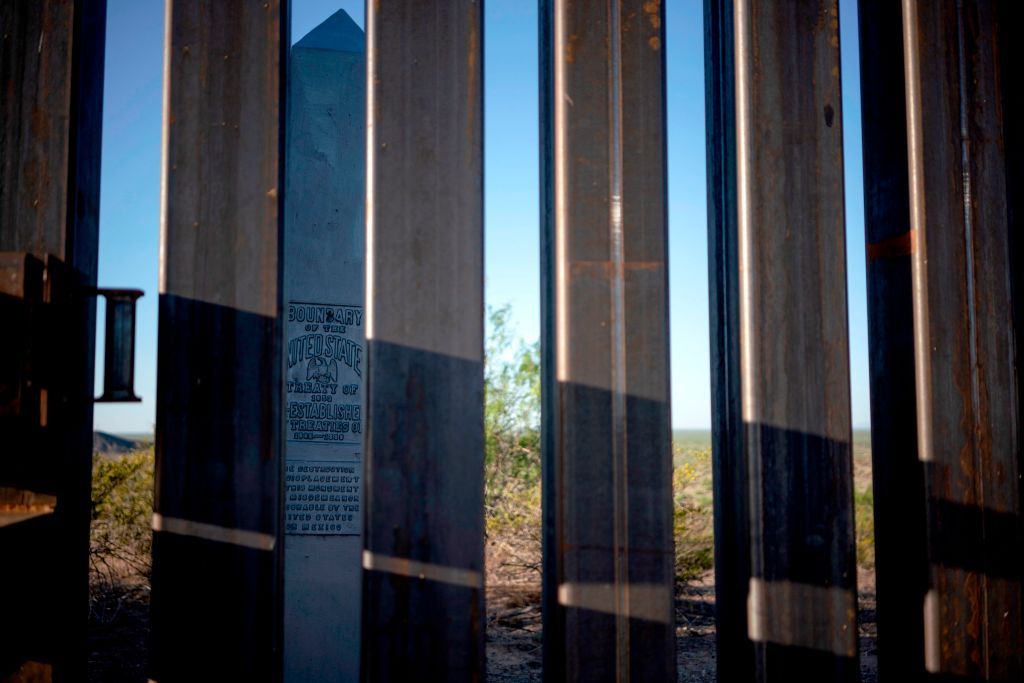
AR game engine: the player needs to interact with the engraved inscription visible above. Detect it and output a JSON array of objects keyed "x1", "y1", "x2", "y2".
[
  {"x1": 286, "y1": 302, "x2": 364, "y2": 443},
  {"x1": 285, "y1": 461, "x2": 361, "y2": 535}
]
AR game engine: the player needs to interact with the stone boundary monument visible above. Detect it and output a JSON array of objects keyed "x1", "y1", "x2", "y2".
[{"x1": 283, "y1": 10, "x2": 365, "y2": 682}]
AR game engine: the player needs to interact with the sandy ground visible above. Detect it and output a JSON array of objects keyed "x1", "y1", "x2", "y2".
[
  {"x1": 86, "y1": 561, "x2": 878, "y2": 682},
  {"x1": 485, "y1": 567, "x2": 879, "y2": 683}
]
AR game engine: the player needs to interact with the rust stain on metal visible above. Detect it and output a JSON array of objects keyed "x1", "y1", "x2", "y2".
[
  {"x1": 866, "y1": 230, "x2": 913, "y2": 261},
  {"x1": 643, "y1": 0, "x2": 661, "y2": 29},
  {"x1": 0, "y1": 504, "x2": 54, "y2": 513},
  {"x1": 965, "y1": 571, "x2": 982, "y2": 667},
  {"x1": 29, "y1": 106, "x2": 48, "y2": 140},
  {"x1": 569, "y1": 260, "x2": 665, "y2": 277},
  {"x1": 0, "y1": 487, "x2": 57, "y2": 510},
  {"x1": 565, "y1": 33, "x2": 579, "y2": 64}
]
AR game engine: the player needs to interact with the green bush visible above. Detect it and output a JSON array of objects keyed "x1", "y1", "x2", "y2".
[
  {"x1": 90, "y1": 447, "x2": 155, "y2": 586},
  {"x1": 483, "y1": 305, "x2": 720, "y2": 586},
  {"x1": 855, "y1": 486, "x2": 875, "y2": 569},
  {"x1": 484, "y1": 305, "x2": 541, "y2": 535},
  {"x1": 673, "y1": 446, "x2": 715, "y2": 582}
]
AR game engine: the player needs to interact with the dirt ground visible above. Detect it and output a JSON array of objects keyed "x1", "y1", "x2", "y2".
[
  {"x1": 87, "y1": 559, "x2": 878, "y2": 682},
  {"x1": 87, "y1": 578, "x2": 150, "y2": 683},
  {"x1": 485, "y1": 567, "x2": 879, "y2": 683}
]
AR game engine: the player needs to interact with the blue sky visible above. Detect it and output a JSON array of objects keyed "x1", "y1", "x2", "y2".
[{"x1": 94, "y1": 0, "x2": 870, "y2": 434}]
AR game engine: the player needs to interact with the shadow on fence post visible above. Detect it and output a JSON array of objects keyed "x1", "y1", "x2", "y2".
[
  {"x1": 150, "y1": 2, "x2": 288, "y2": 680},
  {"x1": 539, "y1": 1, "x2": 675, "y2": 680},
  {"x1": 859, "y1": 1, "x2": 1024, "y2": 679},
  {"x1": 360, "y1": 2, "x2": 486, "y2": 680},
  {"x1": 704, "y1": 1, "x2": 858, "y2": 680}
]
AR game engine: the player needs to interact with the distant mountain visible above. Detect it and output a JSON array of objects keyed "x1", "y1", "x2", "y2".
[{"x1": 92, "y1": 431, "x2": 143, "y2": 456}]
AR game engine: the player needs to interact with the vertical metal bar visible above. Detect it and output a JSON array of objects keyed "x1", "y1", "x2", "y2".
[
  {"x1": 860, "y1": 1, "x2": 1023, "y2": 678},
  {"x1": 904, "y1": 2, "x2": 1023, "y2": 673},
  {"x1": 705, "y1": 1, "x2": 858, "y2": 680},
  {"x1": 151, "y1": 2, "x2": 287, "y2": 680},
  {"x1": 703, "y1": 0, "x2": 753, "y2": 679},
  {"x1": 855, "y1": 1, "x2": 928, "y2": 679},
  {"x1": 361, "y1": 1, "x2": 485, "y2": 679},
  {"x1": 538, "y1": 0, "x2": 561, "y2": 679},
  {"x1": 540, "y1": 1, "x2": 675, "y2": 680},
  {"x1": 0, "y1": 1, "x2": 106, "y2": 680},
  {"x1": 1003, "y1": 17, "x2": 1024, "y2": 676}
]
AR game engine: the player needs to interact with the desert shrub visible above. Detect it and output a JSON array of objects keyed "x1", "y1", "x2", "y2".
[
  {"x1": 673, "y1": 446, "x2": 715, "y2": 582},
  {"x1": 90, "y1": 447, "x2": 155, "y2": 589},
  {"x1": 484, "y1": 305, "x2": 541, "y2": 531},
  {"x1": 483, "y1": 305, "x2": 720, "y2": 585},
  {"x1": 483, "y1": 306, "x2": 542, "y2": 583},
  {"x1": 855, "y1": 486, "x2": 875, "y2": 569}
]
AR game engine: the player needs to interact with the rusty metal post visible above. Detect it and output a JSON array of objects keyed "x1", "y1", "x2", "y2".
[
  {"x1": 150, "y1": 2, "x2": 287, "y2": 680},
  {"x1": 360, "y1": 1, "x2": 485, "y2": 679},
  {"x1": 0, "y1": 1, "x2": 106, "y2": 680},
  {"x1": 705, "y1": 1, "x2": 858, "y2": 680},
  {"x1": 858, "y1": 1, "x2": 1024, "y2": 679},
  {"x1": 539, "y1": 1, "x2": 675, "y2": 680}
]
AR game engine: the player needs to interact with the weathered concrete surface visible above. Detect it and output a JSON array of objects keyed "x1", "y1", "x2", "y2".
[{"x1": 283, "y1": 9, "x2": 365, "y2": 683}]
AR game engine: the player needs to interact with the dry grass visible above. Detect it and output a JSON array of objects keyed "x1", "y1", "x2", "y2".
[{"x1": 88, "y1": 449, "x2": 154, "y2": 682}]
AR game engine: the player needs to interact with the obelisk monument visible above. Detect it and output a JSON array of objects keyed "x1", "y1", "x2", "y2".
[{"x1": 283, "y1": 10, "x2": 365, "y2": 682}]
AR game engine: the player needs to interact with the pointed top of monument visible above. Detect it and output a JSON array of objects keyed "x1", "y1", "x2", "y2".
[{"x1": 295, "y1": 8, "x2": 364, "y2": 53}]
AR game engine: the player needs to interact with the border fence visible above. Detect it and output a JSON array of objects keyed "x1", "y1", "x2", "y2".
[{"x1": 1, "y1": 1, "x2": 1020, "y2": 681}]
